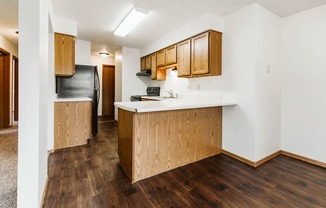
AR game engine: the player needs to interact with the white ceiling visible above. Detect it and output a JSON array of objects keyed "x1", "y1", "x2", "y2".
[{"x1": 1, "y1": 0, "x2": 326, "y2": 56}]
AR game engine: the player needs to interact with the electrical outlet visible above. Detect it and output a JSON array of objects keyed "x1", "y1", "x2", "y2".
[
  {"x1": 197, "y1": 84, "x2": 200, "y2": 90},
  {"x1": 267, "y1": 65, "x2": 271, "y2": 73}
]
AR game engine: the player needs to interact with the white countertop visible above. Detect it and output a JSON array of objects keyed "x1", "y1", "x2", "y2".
[
  {"x1": 114, "y1": 96, "x2": 237, "y2": 113},
  {"x1": 54, "y1": 97, "x2": 92, "y2": 102}
]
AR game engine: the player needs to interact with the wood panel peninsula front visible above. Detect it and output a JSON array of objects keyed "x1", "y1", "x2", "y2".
[{"x1": 114, "y1": 97, "x2": 236, "y2": 183}]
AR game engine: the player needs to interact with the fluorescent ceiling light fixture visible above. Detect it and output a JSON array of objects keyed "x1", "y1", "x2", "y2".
[
  {"x1": 114, "y1": 7, "x2": 148, "y2": 37},
  {"x1": 99, "y1": 52, "x2": 109, "y2": 57}
]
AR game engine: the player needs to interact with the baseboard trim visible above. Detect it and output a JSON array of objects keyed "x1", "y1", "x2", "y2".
[
  {"x1": 40, "y1": 176, "x2": 49, "y2": 208},
  {"x1": 222, "y1": 150, "x2": 255, "y2": 167},
  {"x1": 254, "y1": 151, "x2": 281, "y2": 167},
  {"x1": 222, "y1": 149, "x2": 325, "y2": 169},
  {"x1": 281, "y1": 150, "x2": 326, "y2": 168}
]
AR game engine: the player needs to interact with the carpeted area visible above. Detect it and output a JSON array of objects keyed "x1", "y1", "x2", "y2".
[{"x1": 0, "y1": 127, "x2": 18, "y2": 208}]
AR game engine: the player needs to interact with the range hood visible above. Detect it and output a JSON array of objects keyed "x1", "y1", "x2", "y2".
[{"x1": 136, "y1": 69, "x2": 151, "y2": 76}]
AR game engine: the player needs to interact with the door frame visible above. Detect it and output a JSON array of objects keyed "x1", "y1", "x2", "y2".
[
  {"x1": 0, "y1": 47, "x2": 11, "y2": 128},
  {"x1": 102, "y1": 64, "x2": 115, "y2": 118},
  {"x1": 13, "y1": 56, "x2": 18, "y2": 121}
]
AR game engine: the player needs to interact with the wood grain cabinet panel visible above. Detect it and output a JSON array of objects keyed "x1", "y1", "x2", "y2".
[
  {"x1": 150, "y1": 53, "x2": 157, "y2": 80},
  {"x1": 140, "y1": 57, "x2": 146, "y2": 71},
  {"x1": 55, "y1": 33, "x2": 75, "y2": 76},
  {"x1": 145, "y1": 56, "x2": 151, "y2": 70},
  {"x1": 191, "y1": 31, "x2": 222, "y2": 76},
  {"x1": 156, "y1": 49, "x2": 166, "y2": 67},
  {"x1": 177, "y1": 39, "x2": 191, "y2": 77},
  {"x1": 165, "y1": 45, "x2": 177, "y2": 65},
  {"x1": 54, "y1": 101, "x2": 92, "y2": 150},
  {"x1": 118, "y1": 107, "x2": 222, "y2": 183}
]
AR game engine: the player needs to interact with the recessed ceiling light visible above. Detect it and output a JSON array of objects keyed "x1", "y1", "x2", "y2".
[
  {"x1": 99, "y1": 52, "x2": 109, "y2": 57},
  {"x1": 114, "y1": 7, "x2": 148, "y2": 37}
]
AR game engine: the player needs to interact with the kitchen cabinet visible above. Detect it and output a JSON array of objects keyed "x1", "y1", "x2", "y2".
[
  {"x1": 191, "y1": 30, "x2": 222, "y2": 76},
  {"x1": 165, "y1": 45, "x2": 177, "y2": 65},
  {"x1": 54, "y1": 100, "x2": 92, "y2": 150},
  {"x1": 140, "y1": 57, "x2": 146, "y2": 71},
  {"x1": 140, "y1": 55, "x2": 151, "y2": 71},
  {"x1": 55, "y1": 33, "x2": 75, "y2": 76},
  {"x1": 145, "y1": 56, "x2": 151, "y2": 70},
  {"x1": 150, "y1": 53, "x2": 157, "y2": 79},
  {"x1": 156, "y1": 49, "x2": 166, "y2": 67},
  {"x1": 177, "y1": 39, "x2": 191, "y2": 77},
  {"x1": 117, "y1": 106, "x2": 222, "y2": 182},
  {"x1": 151, "y1": 53, "x2": 166, "y2": 81}
]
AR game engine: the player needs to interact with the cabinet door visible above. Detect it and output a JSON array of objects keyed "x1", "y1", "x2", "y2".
[
  {"x1": 55, "y1": 33, "x2": 75, "y2": 76},
  {"x1": 156, "y1": 49, "x2": 166, "y2": 67},
  {"x1": 145, "y1": 56, "x2": 151, "y2": 70},
  {"x1": 165, "y1": 45, "x2": 177, "y2": 65},
  {"x1": 151, "y1": 53, "x2": 157, "y2": 80},
  {"x1": 191, "y1": 32, "x2": 209, "y2": 75},
  {"x1": 140, "y1": 57, "x2": 146, "y2": 71},
  {"x1": 177, "y1": 40, "x2": 191, "y2": 77}
]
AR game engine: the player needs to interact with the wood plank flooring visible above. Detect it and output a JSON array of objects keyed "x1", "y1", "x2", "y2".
[{"x1": 43, "y1": 121, "x2": 326, "y2": 208}]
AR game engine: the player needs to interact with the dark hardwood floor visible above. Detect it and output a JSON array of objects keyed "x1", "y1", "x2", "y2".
[{"x1": 43, "y1": 121, "x2": 326, "y2": 208}]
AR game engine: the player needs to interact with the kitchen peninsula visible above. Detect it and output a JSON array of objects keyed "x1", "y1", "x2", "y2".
[{"x1": 114, "y1": 97, "x2": 236, "y2": 183}]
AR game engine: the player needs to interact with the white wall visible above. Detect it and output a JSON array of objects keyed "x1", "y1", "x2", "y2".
[
  {"x1": 121, "y1": 47, "x2": 149, "y2": 102},
  {"x1": 222, "y1": 5, "x2": 257, "y2": 161},
  {"x1": 75, "y1": 39, "x2": 91, "y2": 65},
  {"x1": 114, "y1": 49, "x2": 122, "y2": 120},
  {"x1": 140, "y1": 13, "x2": 223, "y2": 57},
  {"x1": 0, "y1": 34, "x2": 18, "y2": 125},
  {"x1": 53, "y1": 18, "x2": 77, "y2": 36},
  {"x1": 281, "y1": 4, "x2": 326, "y2": 163},
  {"x1": 254, "y1": 5, "x2": 281, "y2": 160},
  {"x1": 18, "y1": 0, "x2": 50, "y2": 206},
  {"x1": 90, "y1": 55, "x2": 115, "y2": 115},
  {"x1": 142, "y1": 4, "x2": 282, "y2": 162},
  {"x1": 114, "y1": 47, "x2": 149, "y2": 120}
]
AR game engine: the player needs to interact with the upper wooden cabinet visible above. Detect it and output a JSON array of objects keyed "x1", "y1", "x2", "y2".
[
  {"x1": 145, "y1": 56, "x2": 151, "y2": 70},
  {"x1": 165, "y1": 45, "x2": 177, "y2": 65},
  {"x1": 191, "y1": 31, "x2": 222, "y2": 76},
  {"x1": 177, "y1": 40, "x2": 191, "y2": 77},
  {"x1": 55, "y1": 33, "x2": 75, "y2": 76},
  {"x1": 140, "y1": 30, "x2": 222, "y2": 79},
  {"x1": 156, "y1": 49, "x2": 166, "y2": 67},
  {"x1": 140, "y1": 57, "x2": 146, "y2": 71},
  {"x1": 150, "y1": 53, "x2": 157, "y2": 79}
]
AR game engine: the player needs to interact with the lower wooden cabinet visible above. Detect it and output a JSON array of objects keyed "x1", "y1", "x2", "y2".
[
  {"x1": 54, "y1": 101, "x2": 92, "y2": 150},
  {"x1": 118, "y1": 107, "x2": 222, "y2": 183}
]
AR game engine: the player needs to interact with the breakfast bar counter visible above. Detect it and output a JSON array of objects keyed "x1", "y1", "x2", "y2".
[{"x1": 114, "y1": 96, "x2": 236, "y2": 183}]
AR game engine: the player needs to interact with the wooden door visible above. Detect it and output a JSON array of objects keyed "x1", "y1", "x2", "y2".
[
  {"x1": 177, "y1": 40, "x2": 191, "y2": 77},
  {"x1": 54, "y1": 33, "x2": 75, "y2": 76},
  {"x1": 145, "y1": 56, "x2": 151, "y2": 70},
  {"x1": 102, "y1": 65, "x2": 115, "y2": 117},
  {"x1": 151, "y1": 53, "x2": 157, "y2": 80},
  {"x1": 0, "y1": 48, "x2": 11, "y2": 128},
  {"x1": 13, "y1": 56, "x2": 19, "y2": 121},
  {"x1": 191, "y1": 32, "x2": 209, "y2": 75},
  {"x1": 140, "y1": 57, "x2": 146, "y2": 71},
  {"x1": 165, "y1": 45, "x2": 177, "y2": 65},
  {"x1": 156, "y1": 49, "x2": 166, "y2": 67}
]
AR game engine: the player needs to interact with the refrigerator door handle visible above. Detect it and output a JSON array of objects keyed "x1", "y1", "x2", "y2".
[{"x1": 95, "y1": 70, "x2": 100, "y2": 105}]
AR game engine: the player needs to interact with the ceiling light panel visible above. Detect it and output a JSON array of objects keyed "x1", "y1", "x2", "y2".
[{"x1": 114, "y1": 7, "x2": 148, "y2": 37}]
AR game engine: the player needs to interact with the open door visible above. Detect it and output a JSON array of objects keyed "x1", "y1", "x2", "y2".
[
  {"x1": 0, "y1": 48, "x2": 11, "y2": 128},
  {"x1": 102, "y1": 65, "x2": 115, "y2": 119}
]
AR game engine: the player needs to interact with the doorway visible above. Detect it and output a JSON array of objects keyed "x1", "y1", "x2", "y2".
[
  {"x1": 102, "y1": 65, "x2": 115, "y2": 119},
  {"x1": 0, "y1": 48, "x2": 11, "y2": 128},
  {"x1": 13, "y1": 56, "x2": 18, "y2": 122}
]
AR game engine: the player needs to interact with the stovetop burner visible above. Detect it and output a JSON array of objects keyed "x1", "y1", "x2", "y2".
[{"x1": 130, "y1": 87, "x2": 160, "y2": 101}]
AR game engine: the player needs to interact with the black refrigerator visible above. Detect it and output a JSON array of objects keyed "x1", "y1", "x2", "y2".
[{"x1": 56, "y1": 65, "x2": 100, "y2": 136}]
